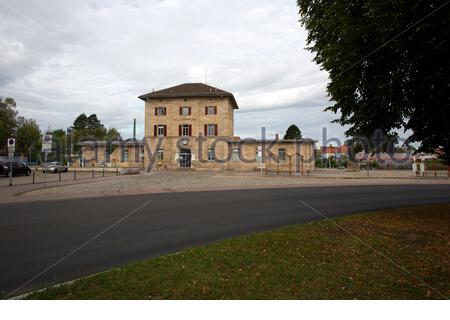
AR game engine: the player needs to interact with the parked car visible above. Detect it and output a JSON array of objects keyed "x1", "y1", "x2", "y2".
[
  {"x1": 42, "y1": 162, "x2": 68, "y2": 173},
  {"x1": 0, "y1": 161, "x2": 32, "y2": 176}
]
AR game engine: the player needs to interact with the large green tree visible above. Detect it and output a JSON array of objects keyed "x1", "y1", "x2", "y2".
[
  {"x1": 284, "y1": 124, "x2": 302, "y2": 139},
  {"x1": 0, "y1": 97, "x2": 18, "y2": 150},
  {"x1": 297, "y1": 0, "x2": 450, "y2": 162},
  {"x1": 72, "y1": 113, "x2": 108, "y2": 151},
  {"x1": 16, "y1": 117, "x2": 41, "y2": 161}
]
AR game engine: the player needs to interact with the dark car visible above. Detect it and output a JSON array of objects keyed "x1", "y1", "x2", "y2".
[{"x1": 0, "y1": 161, "x2": 32, "y2": 176}]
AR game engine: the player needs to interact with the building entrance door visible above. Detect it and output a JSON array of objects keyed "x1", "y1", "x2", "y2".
[{"x1": 179, "y1": 149, "x2": 191, "y2": 168}]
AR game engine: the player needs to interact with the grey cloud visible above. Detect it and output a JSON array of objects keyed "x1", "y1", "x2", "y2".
[{"x1": 0, "y1": 0, "x2": 343, "y2": 142}]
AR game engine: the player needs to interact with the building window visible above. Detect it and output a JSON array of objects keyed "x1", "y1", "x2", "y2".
[
  {"x1": 122, "y1": 149, "x2": 129, "y2": 162},
  {"x1": 208, "y1": 148, "x2": 215, "y2": 161},
  {"x1": 155, "y1": 107, "x2": 166, "y2": 116},
  {"x1": 157, "y1": 148, "x2": 164, "y2": 160},
  {"x1": 232, "y1": 148, "x2": 240, "y2": 161},
  {"x1": 181, "y1": 106, "x2": 190, "y2": 116},
  {"x1": 206, "y1": 106, "x2": 217, "y2": 115},
  {"x1": 182, "y1": 124, "x2": 190, "y2": 136},
  {"x1": 157, "y1": 125, "x2": 165, "y2": 136},
  {"x1": 278, "y1": 148, "x2": 286, "y2": 161},
  {"x1": 207, "y1": 124, "x2": 216, "y2": 136}
]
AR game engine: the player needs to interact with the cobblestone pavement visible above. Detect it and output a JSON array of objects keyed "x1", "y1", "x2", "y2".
[{"x1": 8, "y1": 169, "x2": 448, "y2": 203}]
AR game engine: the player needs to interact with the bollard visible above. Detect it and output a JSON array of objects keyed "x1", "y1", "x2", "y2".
[
  {"x1": 74, "y1": 170, "x2": 77, "y2": 180},
  {"x1": 102, "y1": 168, "x2": 105, "y2": 177},
  {"x1": 32, "y1": 171, "x2": 35, "y2": 184},
  {"x1": 92, "y1": 169, "x2": 94, "y2": 179},
  {"x1": 58, "y1": 171, "x2": 61, "y2": 182},
  {"x1": 116, "y1": 167, "x2": 119, "y2": 176}
]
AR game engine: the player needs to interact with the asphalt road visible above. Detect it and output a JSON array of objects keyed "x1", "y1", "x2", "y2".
[{"x1": 1, "y1": 184, "x2": 449, "y2": 298}]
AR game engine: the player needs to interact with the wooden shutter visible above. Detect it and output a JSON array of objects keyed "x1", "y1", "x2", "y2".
[
  {"x1": 188, "y1": 107, "x2": 191, "y2": 116},
  {"x1": 163, "y1": 107, "x2": 167, "y2": 115},
  {"x1": 188, "y1": 124, "x2": 192, "y2": 136},
  {"x1": 204, "y1": 124, "x2": 208, "y2": 136},
  {"x1": 214, "y1": 124, "x2": 218, "y2": 136},
  {"x1": 154, "y1": 108, "x2": 158, "y2": 116},
  {"x1": 179, "y1": 125, "x2": 182, "y2": 136},
  {"x1": 153, "y1": 125, "x2": 157, "y2": 137},
  {"x1": 163, "y1": 125, "x2": 167, "y2": 136},
  {"x1": 179, "y1": 107, "x2": 182, "y2": 115},
  {"x1": 214, "y1": 106, "x2": 217, "y2": 115},
  {"x1": 205, "y1": 107, "x2": 208, "y2": 115}
]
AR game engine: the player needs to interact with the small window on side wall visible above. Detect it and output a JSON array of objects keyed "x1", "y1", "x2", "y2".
[
  {"x1": 157, "y1": 148, "x2": 164, "y2": 160},
  {"x1": 208, "y1": 148, "x2": 215, "y2": 161},
  {"x1": 278, "y1": 148, "x2": 286, "y2": 161},
  {"x1": 232, "y1": 148, "x2": 240, "y2": 161},
  {"x1": 122, "y1": 149, "x2": 129, "y2": 162}
]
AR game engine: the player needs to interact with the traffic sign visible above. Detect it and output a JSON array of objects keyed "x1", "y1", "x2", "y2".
[
  {"x1": 42, "y1": 134, "x2": 52, "y2": 153},
  {"x1": 7, "y1": 138, "x2": 15, "y2": 153}
]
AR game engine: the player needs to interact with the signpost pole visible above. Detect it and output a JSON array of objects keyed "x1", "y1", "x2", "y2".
[
  {"x1": 7, "y1": 138, "x2": 15, "y2": 187},
  {"x1": 44, "y1": 152, "x2": 47, "y2": 188},
  {"x1": 9, "y1": 154, "x2": 12, "y2": 186},
  {"x1": 42, "y1": 134, "x2": 52, "y2": 188}
]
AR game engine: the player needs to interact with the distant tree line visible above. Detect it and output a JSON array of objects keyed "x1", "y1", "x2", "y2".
[{"x1": 0, "y1": 96, "x2": 121, "y2": 163}]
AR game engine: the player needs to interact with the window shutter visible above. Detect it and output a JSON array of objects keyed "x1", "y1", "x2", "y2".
[
  {"x1": 215, "y1": 124, "x2": 218, "y2": 136},
  {"x1": 188, "y1": 124, "x2": 192, "y2": 136},
  {"x1": 188, "y1": 107, "x2": 191, "y2": 116},
  {"x1": 163, "y1": 125, "x2": 167, "y2": 136},
  {"x1": 153, "y1": 125, "x2": 157, "y2": 137},
  {"x1": 205, "y1": 107, "x2": 208, "y2": 115},
  {"x1": 204, "y1": 124, "x2": 207, "y2": 136},
  {"x1": 214, "y1": 106, "x2": 217, "y2": 115},
  {"x1": 179, "y1": 125, "x2": 182, "y2": 136},
  {"x1": 179, "y1": 107, "x2": 182, "y2": 115},
  {"x1": 163, "y1": 107, "x2": 167, "y2": 115},
  {"x1": 155, "y1": 108, "x2": 158, "y2": 116}
]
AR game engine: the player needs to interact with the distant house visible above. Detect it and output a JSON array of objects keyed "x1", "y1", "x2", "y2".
[{"x1": 321, "y1": 145, "x2": 349, "y2": 159}]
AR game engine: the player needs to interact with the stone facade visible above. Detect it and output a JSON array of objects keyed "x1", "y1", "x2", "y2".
[
  {"x1": 140, "y1": 83, "x2": 315, "y2": 173},
  {"x1": 80, "y1": 141, "x2": 144, "y2": 168}
]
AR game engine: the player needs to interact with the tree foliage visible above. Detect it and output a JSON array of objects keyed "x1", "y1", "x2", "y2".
[
  {"x1": 0, "y1": 97, "x2": 18, "y2": 150},
  {"x1": 283, "y1": 124, "x2": 303, "y2": 139},
  {"x1": 297, "y1": 0, "x2": 450, "y2": 162},
  {"x1": 16, "y1": 117, "x2": 41, "y2": 159},
  {"x1": 106, "y1": 127, "x2": 121, "y2": 141}
]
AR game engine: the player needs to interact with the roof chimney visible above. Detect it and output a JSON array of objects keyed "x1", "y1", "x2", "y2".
[
  {"x1": 133, "y1": 118, "x2": 136, "y2": 140},
  {"x1": 275, "y1": 133, "x2": 279, "y2": 140}
]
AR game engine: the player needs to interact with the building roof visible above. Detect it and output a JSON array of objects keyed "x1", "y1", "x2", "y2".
[
  {"x1": 321, "y1": 145, "x2": 349, "y2": 154},
  {"x1": 138, "y1": 83, "x2": 239, "y2": 109}
]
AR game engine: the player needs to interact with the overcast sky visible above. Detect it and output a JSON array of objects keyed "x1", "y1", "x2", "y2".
[{"x1": 0, "y1": 0, "x2": 347, "y2": 143}]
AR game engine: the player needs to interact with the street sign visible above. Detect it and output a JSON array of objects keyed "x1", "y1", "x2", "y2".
[
  {"x1": 42, "y1": 134, "x2": 52, "y2": 153},
  {"x1": 7, "y1": 138, "x2": 15, "y2": 153}
]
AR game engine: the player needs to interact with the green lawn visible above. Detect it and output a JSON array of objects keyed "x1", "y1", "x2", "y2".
[{"x1": 26, "y1": 204, "x2": 450, "y2": 299}]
